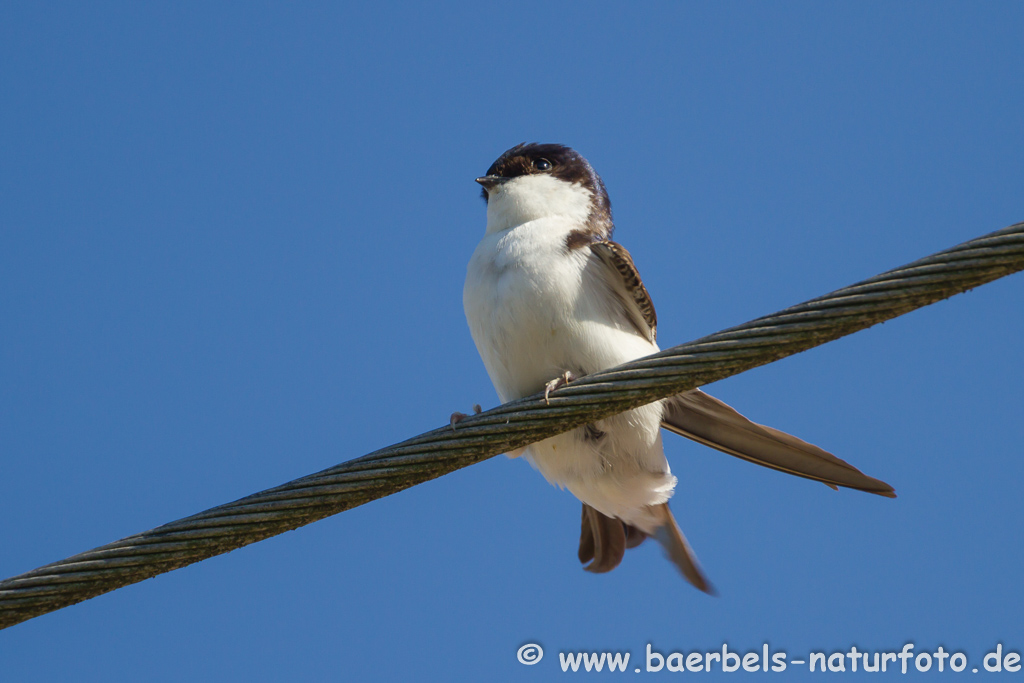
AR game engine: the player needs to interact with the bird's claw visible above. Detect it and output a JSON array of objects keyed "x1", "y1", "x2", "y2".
[
  {"x1": 449, "y1": 404, "x2": 483, "y2": 430},
  {"x1": 544, "y1": 371, "x2": 576, "y2": 404}
]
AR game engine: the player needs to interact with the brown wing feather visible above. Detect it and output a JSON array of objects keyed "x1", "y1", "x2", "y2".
[
  {"x1": 589, "y1": 240, "x2": 658, "y2": 343},
  {"x1": 651, "y1": 503, "x2": 715, "y2": 594},
  {"x1": 662, "y1": 390, "x2": 896, "y2": 497}
]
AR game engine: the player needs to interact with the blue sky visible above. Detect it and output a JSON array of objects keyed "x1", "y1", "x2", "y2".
[{"x1": 2, "y1": 2, "x2": 1022, "y2": 680}]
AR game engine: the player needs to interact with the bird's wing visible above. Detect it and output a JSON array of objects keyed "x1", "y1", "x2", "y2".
[
  {"x1": 662, "y1": 389, "x2": 896, "y2": 497},
  {"x1": 588, "y1": 240, "x2": 658, "y2": 343},
  {"x1": 650, "y1": 503, "x2": 715, "y2": 594}
]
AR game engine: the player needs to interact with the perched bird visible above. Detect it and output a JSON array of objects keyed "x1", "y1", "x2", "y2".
[{"x1": 462, "y1": 143, "x2": 894, "y2": 593}]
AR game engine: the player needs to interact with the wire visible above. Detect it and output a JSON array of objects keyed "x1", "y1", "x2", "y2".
[{"x1": 1, "y1": 222, "x2": 1022, "y2": 630}]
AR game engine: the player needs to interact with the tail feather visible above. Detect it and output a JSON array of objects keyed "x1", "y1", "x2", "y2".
[
  {"x1": 662, "y1": 390, "x2": 896, "y2": 498},
  {"x1": 578, "y1": 504, "x2": 627, "y2": 573},
  {"x1": 624, "y1": 523, "x2": 648, "y2": 549},
  {"x1": 577, "y1": 503, "x2": 712, "y2": 594},
  {"x1": 651, "y1": 503, "x2": 716, "y2": 594}
]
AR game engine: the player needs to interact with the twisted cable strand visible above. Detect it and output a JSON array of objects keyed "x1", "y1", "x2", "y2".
[{"x1": 1, "y1": 222, "x2": 1022, "y2": 629}]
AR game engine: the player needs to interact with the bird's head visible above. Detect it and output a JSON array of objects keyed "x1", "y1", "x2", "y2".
[{"x1": 476, "y1": 143, "x2": 612, "y2": 236}]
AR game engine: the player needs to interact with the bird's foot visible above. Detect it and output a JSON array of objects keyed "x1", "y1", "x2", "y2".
[
  {"x1": 449, "y1": 404, "x2": 482, "y2": 430},
  {"x1": 544, "y1": 371, "x2": 576, "y2": 404}
]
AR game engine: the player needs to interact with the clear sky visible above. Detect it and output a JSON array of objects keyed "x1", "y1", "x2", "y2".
[{"x1": 2, "y1": 2, "x2": 1022, "y2": 681}]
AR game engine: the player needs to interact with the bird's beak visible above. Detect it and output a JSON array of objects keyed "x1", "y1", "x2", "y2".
[{"x1": 475, "y1": 175, "x2": 510, "y2": 191}]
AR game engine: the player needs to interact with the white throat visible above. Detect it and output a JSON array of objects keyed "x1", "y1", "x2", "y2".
[{"x1": 484, "y1": 175, "x2": 593, "y2": 235}]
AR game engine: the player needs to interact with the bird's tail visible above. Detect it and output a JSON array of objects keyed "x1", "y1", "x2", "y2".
[
  {"x1": 578, "y1": 503, "x2": 638, "y2": 573},
  {"x1": 578, "y1": 502, "x2": 714, "y2": 594}
]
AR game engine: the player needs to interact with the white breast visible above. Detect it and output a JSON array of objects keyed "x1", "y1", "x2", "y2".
[
  {"x1": 462, "y1": 178, "x2": 675, "y2": 530},
  {"x1": 464, "y1": 217, "x2": 582, "y2": 400}
]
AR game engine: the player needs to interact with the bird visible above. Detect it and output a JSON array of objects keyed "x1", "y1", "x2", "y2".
[{"x1": 462, "y1": 143, "x2": 894, "y2": 593}]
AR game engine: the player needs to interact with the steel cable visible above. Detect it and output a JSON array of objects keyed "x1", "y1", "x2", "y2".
[{"x1": 1, "y1": 222, "x2": 1022, "y2": 629}]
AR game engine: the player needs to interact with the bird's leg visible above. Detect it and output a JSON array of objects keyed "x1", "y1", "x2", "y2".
[
  {"x1": 544, "y1": 371, "x2": 577, "y2": 404},
  {"x1": 449, "y1": 404, "x2": 482, "y2": 430}
]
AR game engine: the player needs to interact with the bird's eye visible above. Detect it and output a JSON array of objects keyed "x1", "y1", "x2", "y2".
[{"x1": 534, "y1": 158, "x2": 552, "y2": 171}]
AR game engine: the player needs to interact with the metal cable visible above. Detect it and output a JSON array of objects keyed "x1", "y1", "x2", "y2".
[{"x1": 2, "y1": 222, "x2": 1022, "y2": 630}]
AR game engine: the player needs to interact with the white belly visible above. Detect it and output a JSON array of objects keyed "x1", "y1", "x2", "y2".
[{"x1": 463, "y1": 218, "x2": 675, "y2": 529}]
